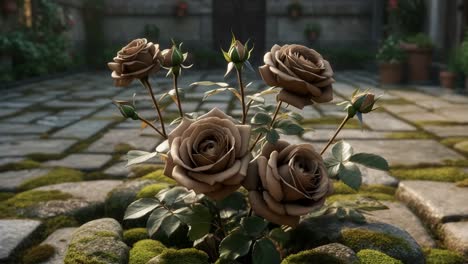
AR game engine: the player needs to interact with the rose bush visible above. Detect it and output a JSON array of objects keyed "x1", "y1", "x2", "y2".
[
  {"x1": 244, "y1": 140, "x2": 333, "y2": 226},
  {"x1": 108, "y1": 38, "x2": 162, "y2": 87},
  {"x1": 163, "y1": 108, "x2": 251, "y2": 200},
  {"x1": 259, "y1": 44, "x2": 335, "y2": 109}
]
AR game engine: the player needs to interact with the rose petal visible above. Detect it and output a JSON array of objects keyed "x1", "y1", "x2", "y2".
[
  {"x1": 248, "y1": 191, "x2": 300, "y2": 227},
  {"x1": 188, "y1": 159, "x2": 241, "y2": 185},
  {"x1": 259, "y1": 65, "x2": 279, "y2": 87},
  {"x1": 243, "y1": 159, "x2": 259, "y2": 191},
  {"x1": 172, "y1": 165, "x2": 223, "y2": 193},
  {"x1": 108, "y1": 62, "x2": 122, "y2": 74},
  {"x1": 311, "y1": 85, "x2": 333, "y2": 103},
  {"x1": 261, "y1": 141, "x2": 290, "y2": 158},
  {"x1": 236, "y1": 124, "x2": 251, "y2": 157},
  {"x1": 277, "y1": 89, "x2": 313, "y2": 109},
  {"x1": 168, "y1": 118, "x2": 194, "y2": 144},
  {"x1": 163, "y1": 153, "x2": 175, "y2": 178},
  {"x1": 265, "y1": 161, "x2": 284, "y2": 201},
  {"x1": 206, "y1": 184, "x2": 241, "y2": 200},
  {"x1": 263, "y1": 191, "x2": 286, "y2": 215},
  {"x1": 284, "y1": 196, "x2": 326, "y2": 216},
  {"x1": 257, "y1": 156, "x2": 268, "y2": 189},
  {"x1": 224, "y1": 154, "x2": 250, "y2": 185}
]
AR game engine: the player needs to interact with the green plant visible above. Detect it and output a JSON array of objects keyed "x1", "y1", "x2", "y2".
[
  {"x1": 304, "y1": 23, "x2": 321, "y2": 38},
  {"x1": 405, "y1": 33, "x2": 433, "y2": 49},
  {"x1": 459, "y1": 33, "x2": 468, "y2": 74},
  {"x1": 376, "y1": 35, "x2": 406, "y2": 63},
  {"x1": 144, "y1": 25, "x2": 160, "y2": 41},
  {"x1": 389, "y1": 0, "x2": 426, "y2": 36}
]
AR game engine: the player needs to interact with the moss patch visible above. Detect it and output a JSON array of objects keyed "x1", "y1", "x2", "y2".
[
  {"x1": 19, "y1": 167, "x2": 84, "y2": 190},
  {"x1": 136, "y1": 183, "x2": 169, "y2": 199},
  {"x1": 385, "y1": 131, "x2": 433, "y2": 139},
  {"x1": 357, "y1": 249, "x2": 403, "y2": 264},
  {"x1": 329, "y1": 182, "x2": 396, "y2": 203},
  {"x1": 417, "y1": 121, "x2": 462, "y2": 126},
  {"x1": 149, "y1": 248, "x2": 209, "y2": 264},
  {"x1": 0, "y1": 190, "x2": 72, "y2": 218},
  {"x1": 302, "y1": 116, "x2": 361, "y2": 129},
  {"x1": 424, "y1": 248, "x2": 466, "y2": 264},
  {"x1": 22, "y1": 244, "x2": 55, "y2": 264},
  {"x1": 454, "y1": 141, "x2": 468, "y2": 154},
  {"x1": 0, "y1": 192, "x2": 14, "y2": 202},
  {"x1": 281, "y1": 249, "x2": 344, "y2": 264},
  {"x1": 142, "y1": 170, "x2": 176, "y2": 184},
  {"x1": 379, "y1": 98, "x2": 411, "y2": 105},
  {"x1": 0, "y1": 159, "x2": 41, "y2": 172},
  {"x1": 440, "y1": 137, "x2": 468, "y2": 147},
  {"x1": 26, "y1": 153, "x2": 66, "y2": 162},
  {"x1": 131, "y1": 164, "x2": 165, "y2": 178},
  {"x1": 44, "y1": 216, "x2": 79, "y2": 236},
  {"x1": 114, "y1": 143, "x2": 135, "y2": 154},
  {"x1": 129, "y1": 239, "x2": 166, "y2": 264},
  {"x1": 456, "y1": 178, "x2": 468, "y2": 187},
  {"x1": 123, "y1": 228, "x2": 149, "y2": 246},
  {"x1": 390, "y1": 167, "x2": 468, "y2": 182},
  {"x1": 327, "y1": 193, "x2": 394, "y2": 204},
  {"x1": 444, "y1": 159, "x2": 468, "y2": 167}
]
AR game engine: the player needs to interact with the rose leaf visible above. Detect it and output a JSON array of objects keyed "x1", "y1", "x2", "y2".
[
  {"x1": 241, "y1": 216, "x2": 268, "y2": 238},
  {"x1": 190, "y1": 81, "x2": 229, "y2": 87},
  {"x1": 251, "y1": 112, "x2": 272, "y2": 125},
  {"x1": 252, "y1": 238, "x2": 281, "y2": 264},
  {"x1": 126, "y1": 150, "x2": 157, "y2": 166},
  {"x1": 186, "y1": 204, "x2": 213, "y2": 241},
  {"x1": 338, "y1": 162, "x2": 362, "y2": 190},
  {"x1": 275, "y1": 120, "x2": 304, "y2": 135},
  {"x1": 266, "y1": 129, "x2": 280, "y2": 144},
  {"x1": 156, "y1": 140, "x2": 169, "y2": 153},
  {"x1": 349, "y1": 153, "x2": 389, "y2": 171},
  {"x1": 269, "y1": 228, "x2": 290, "y2": 248},
  {"x1": 160, "y1": 214, "x2": 182, "y2": 237},
  {"x1": 157, "y1": 186, "x2": 192, "y2": 207},
  {"x1": 216, "y1": 192, "x2": 247, "y2": 212},
  {"x1": 247, "y1": 95, "x2": 265, "y2": 104},
  {"x1": 219, "y1": 229, "x2": 252, "y2": 260},
  {"x1": 124, "y1": 198, "x2": 160, "y2": 220},
  {"x1": 331, "y1": 141, "x2": 354, "y2": 162},
  {"x1": 147, "y1": 207, "x2": 170, "y2": 236}
]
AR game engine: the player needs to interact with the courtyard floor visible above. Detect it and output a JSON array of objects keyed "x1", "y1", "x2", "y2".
[{"x1": 0, "y1": 70, "x2": 467, "y2": 262}]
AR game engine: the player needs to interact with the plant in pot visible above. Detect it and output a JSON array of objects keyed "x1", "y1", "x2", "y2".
[
  {"x1": 401, "y1": 33, "x2": 433, "y2": 82},
  {"x1": 287, "y1": 0, "x2": 302, "y2": 19},
  {"x1": 439, "y1": 49, "x2": 460, "y2": 90},
  {"x1": 175, "y1": 1, "x2": 188, "y2": 17},
  {"x1": 304, "y1": 23, "x2": 321, "y2": 43},
  {"x1": 376, "y1": 35, "x2": 406, "y2": 84}
]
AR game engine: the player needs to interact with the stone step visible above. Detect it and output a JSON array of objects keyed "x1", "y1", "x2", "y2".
[
  {"x1": 39, "y1": 227, "x2": 77, "y2": 264},
  {"x1": 0, "y1": 219, "x2": 42, "y2": 262}
]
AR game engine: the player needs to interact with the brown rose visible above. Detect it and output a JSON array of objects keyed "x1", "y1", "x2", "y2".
[
  {"x1": 243, "y1": 141, "x2": 333, "y2": 226},
  {"x1": 108, "y1": 38, "x2": 162, "y2": 87},
  {"x1": 163, "y1": 108, "x2": 251, "y2": 200},
  {"x1": 259, "y1": 44, "x2": 335, "y2": 109}
]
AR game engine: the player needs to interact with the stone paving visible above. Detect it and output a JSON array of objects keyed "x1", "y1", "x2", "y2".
[{"x1": 0, "y1": 70, "x2": 467, "y2": 262}]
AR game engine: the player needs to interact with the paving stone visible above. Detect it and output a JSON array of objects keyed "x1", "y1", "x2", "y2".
[
  {"x1": 52, "y1": 119, "x2": 113, "y2": 139},
  {"x1": 366, "y1": 201, "x2": 436, "y2": 248},
  {"x1": 303, "y1": 129, "x2": 388, "y2": 141},
  {"x1": 381, "y1": 104, "x2": 426, "y2": 115},
  {"x1": 166, "y1": 101, "x2": 199, "y2": 112},
  {"x1": 360, "y1": 166, "x2": 399, "y2": 187},
  {"x1": 0, "y1": 139, "x2": 76, "y2": 157},
  {"x1": 414, "y1": 100, "x2": 455, "y2": 110},
  {"x1": 0, "y1": 101, "x2": 34, "y2": 109},
  {"x1": 44, "y1": 99, "x2": 109, "y2": 108},
  {"x1": 295, "y1": 107, "x2": 321, "y2": 119},
  {"x1": 86, "y1": 129, "x2": 160, "y2": 153},
  {"x1": 396, "y1": 181, "x2": 468, "y2": 227},
  {"x1": 45, "y1": 154, "x2": 112, "y2": 171},
  {"x1": 316, "y1": 103, "x2": 347, "y2": 117},
  {"x1": 0, "y1": 219, "x2": 42, "y2": 261},
  {"x1": 399, "y1": 112, "x2": 448, "y2": 123},
  {"x1": 438, "y1": 107, "x2": 468, "y2": 123},
  {"x1": 423, "y1": 125, "x2": 468, "y2": 137},
  {"x1": 362, "y1": 112, "x2": 416, "y2": 131},
  {"x1": 332, "y1": 82, "x2": 356, "y2": 98},
  {"x1": 389, "y1": 90, "x2": 439, "y2": 103},
  {"x1": 103, "y1": 161, "x2": 131, "y2": 178},
  {"x1": 0, "y1": 168, "x2": 51, "y2": 192},
  {"x1": 2, "y1": 111, "x2": 51, "y2": 123},
  {"x1": 199, "y1": 101, "x2": 229, "y2": 112},
  {"x1": 441, "y1": 221, "x2": 468, "y2": 257},
  {"x1": 40, "y1": 227, "x2": 77, "y2": 264},
  {"x1": 0, "y1": 157, "x2": 24, "y2": 166},
  {"x1": 0, "y1": 123, "x2": 52, "y2": 134}
]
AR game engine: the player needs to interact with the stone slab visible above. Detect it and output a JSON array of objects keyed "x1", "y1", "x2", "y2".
[
  {"x1": 362, "y1": 112, "x2": 416, "y2": 131},
  {"x1": 303, "y1": 129, "x2": 388, "y2": 141},
  {"x1": 438, "y1": 107, "x2": 468, "y2": 123},
  {"x1": 40, "y1": 227, "x2": 77, "y2": 264},
  {"x1": 360, "y1": 166, "x2": 399, "y2": 187},
  {"x1": 399, "y1": 112, "x2": 448, "y2": 123},
  {"x1": 0, "y1": 219, "x2": 42, "y2": 261},
  {"x1": 396, "y1": 181, "x2": 468, "y2": 227},
  {"x1": 52, "y1": 120, "x2": 113, "y2": 139},
  {"x1": 0, "y1": 109, "x2": 19, "y2": 118},
  {"x1": 2, "y1": 111, "x2": 51, "y2": 124},
  {"x1": 441, "y1": 221, "x2": 468, "y2": 257},
  {"x1": 423, "y1": 125, "x2": 468, "y2": 137},
  {"x1": 45, "y1": 154, "x2": 112, "y2": 171},
  {"x1": 381, "y1": 104, "x2": 426, "y2": 115},
  {"x1": 86, "y1": 129, "x2": 160, "y2": 153},
  {"x1": 0, "y1": 139, "x2": 77, "y2": 157},
  {"x1": 0, "y1": 169, "x2": 51, "y2": 192},
  {"x1": 0, "y1": 123, "x2": 52, "y2": 134}
]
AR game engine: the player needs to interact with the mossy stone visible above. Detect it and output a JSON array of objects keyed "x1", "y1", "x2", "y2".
[
  {"x1": 0, "y1": 190, "x2": 72, "y2": 218},
  {"x1": 114, "y1": 143, "x2": 135, "y2": 154},
  {"x1": 456, "y1": 178, "x2": 468, "y2": 187},
  {"x1": 424, "y1": 248, "x2": 466, "y2": 264},
  {"x1": 22, "y1": 244, "x2": 55, "y2": 264},
  {"x1": 390, "y1": 167, "x2": 468, "y2": 182},
  {"x1": 123, "y1": 228, "x2": 149, "y2": 246},
  {"x1": 440, "y1": 137, "x2": 468, "y2": 147},
  {"x1": 136, "y1": 183, "x2": 169, "y2": 199},
  {"x1": 357, "y1": 249, "x2": 403, "y2": 264},
  {"x1": 327, "y1": 193, "x2": 394, "y2": 204},
  {"x1": 0, "y1": 159, "x2": 41, "y2": 172},
  {"x1": 19, "y1": 167, "x2": 84, "y2": 190},
  {"x1": 281, "y1": 249, "x2": 344, "y2": 264},
  {"x1": 332, "y1": 182, "x2": 396, "y2": 197},
  {"x1": 44, "y1": 215, "x2": 79, "y2": 236},
  {"x1": 385, "y1": 131, "x2": 433, "y2": 139},
  {"x1": 141, "y1": 170, "x2": 176, "y2": 184},
  {"x1": 444, "y1": 159, "x2": 468, "y2": 167},
  {"x1": 0, "y1": 192, "x2": 14, "y2": 202},
  {"x1": 129, "y1": 239, "x2": 166, "y2": 264},
  {"x1": 302, "y1": 117, "x2": 361, "y2": 129},
  {"x1": 454, "y1": 141, "x2": 468, "y2": 154},
  {"x1": 131, "y1": 165, "x2": 165, "y2": 178},
  {"x1": 147, "y1": 248, "x2": 209, "y2": 264}
]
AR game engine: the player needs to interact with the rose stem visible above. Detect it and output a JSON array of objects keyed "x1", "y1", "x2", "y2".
[
  {"x1": 236, "y1": 67, "x2": 247, "y2": 124},
  {"x1": 172, "y1": 74, "x2": 184, "y2": 118},
  {"x1": 138, "y1": 115, "x2": 167, "y2": 139},
  {"x1": 320, "y1": 114, "x2": 351, "y2": 155},
  {"x1": 140, "y1": 77, "x2": 167, "y2": 138},
  {"x1": 249, "y1": 101, "x2": 283, "y2": 152}
]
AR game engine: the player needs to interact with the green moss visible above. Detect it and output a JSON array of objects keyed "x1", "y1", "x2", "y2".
[
  {"x1": 385, "y1": 131, "x2": 433, "y2": 139},
  {"x1": 332, "y1": 181, "x2": 357, "y2": 194},
  {"x1": 27, "y1": 153, "x2": 66, "y2": 162},
  {"x1": 302, "y1": 117, "x2": 361, "y2": 129},
  {"x1": 44, "y1": 215, "x2": 79, "y2": 236},
  {"x1": 444, "y1": 159, "x2": 468, "y2": 167},
  {"x1": 440, "y1": 137, "x2": 468, "y2": 147},
  {"x1": 19, "y1": 167, "x2": 84, "y2": 190},
  {"x1": 65, "y1": 245, "x2": 111, "y2": 264},
  {"x1": 424, "y1": 248, "x2": 466, "y2": 264},
  {"x1": 0, "y1": 192, "x2": 14, "y2": 202},
  {"x1": 357, "y1": 249, "x2": 403, "y2": 264},
  {"x1": 142, "y1": 170, "x2": 176, "y2": 184},
  {"x1": 454, "y1": 141, "x2": 468, "y2": 153},
  {"x1": 417, "y1": 121, "x2": 462, "y2": 126},
  {"x1": 22, "y1": 244, "x2": 55, "y2": 264},
  {"x1": 390, "y1": 167, "x2": 468, "y2": 182},
  {"x1": 327, "y1": 193, "x2": 394, "y2": 204},
  {"x1": 332, "y1": 182, "x2": 396, "y2": 196},
  {"x1": 0, "y1": 190, "x2": 72, "y2": 218},
  {"x1": 379, "y1": 99, "x2": 411, "y2": 105},
  {"x1": 456, "y1": 178, "x2": 468, "y2": 187},
  {"x1": 281, "y1": 249, "x2": 344, "y2": 264},
  {"x1": 340, "y1": 228, "x2": 410, "y2": 260},
  {"x1": 136, "y1": 183, "x2": 169, "y2": 199},
  {"x1": 149, "y1": 248, "x2": 209, "y2": 264},
  {"x1": 129, "y1": 239, "x2": 166, "y2": 264},
  {"x1": 0, "y1": 159, "x2": 41, "y2": 172},
  {"x1": 124, "y1": 228, "x2": 149, "y2": 246},
  {"x1": 114, "y1": 143, "x2": 134, "y2": 154},
  {"x1": 131, "y1": 164, "x2": 165, "y2": 178}
]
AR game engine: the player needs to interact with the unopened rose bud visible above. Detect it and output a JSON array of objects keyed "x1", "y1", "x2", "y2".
[
  {"x1": 351, "y1": 93, "x2": 375, "y2": 113},
  {"x1": 228, "y1": 40, "x2": 248, "y2": 63},
  {"x1": 161, "y1": 45, "x2": 186, "y2": 68},
  {"x1": 113, "y1": 101, "x2": 138, "y2": 120}
]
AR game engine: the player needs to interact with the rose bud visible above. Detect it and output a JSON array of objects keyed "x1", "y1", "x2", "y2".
[
  {"x1": 108, "y1": 38, "x2": 162, "y2": 87},
  {"x1": 259, "y1": 44, "x2": 335, "y2": 109},
  {"x1": 243, "y1": 141, "x2": 333, "y2": 227},
  {"x1": 161, "y1": 44, "x2": 186, "y2": 68},
  {"x1": 351, "y1": 92, "x2": 376, "y2": 114},
  {"x1": 228, "y1": 40, "x2": 248, "y2": 63},
  {"x1": 113, "y1": 100, "x2": 138, "y2": 120},
  {"x1": 163, "y1": 108, "x2": 251, "y2": 200}
]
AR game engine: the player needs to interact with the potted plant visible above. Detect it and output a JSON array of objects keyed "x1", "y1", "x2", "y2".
[
  {"x1": 304, "y1": 23, "x2": 321, "y2": 43},
  {"x1": 175, "y1": 1, "x2": 188, "y2": 17},
  {"x1": 439, "y1": 50, "x2": 459, "y2": 90},
  {"x1": 287, "y1": 1, "x2": 302, "y2": 19},
  {"x1": 376, "y1": 35, "x2": 406, "y2": 84},
  {"x1": 401, "y1": 33, "x2": 433, "y2": 82}
]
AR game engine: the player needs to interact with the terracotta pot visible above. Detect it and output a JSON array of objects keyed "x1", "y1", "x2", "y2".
[
  {"x1": 405, "y1": 47, "x2": 432, "y2": 82},
  {"x1": 379, "y1": 62, "x2": 402, "y2": 84},
  {"x1": 439, "y1": 71, "x2": 456, "y2": 90}
]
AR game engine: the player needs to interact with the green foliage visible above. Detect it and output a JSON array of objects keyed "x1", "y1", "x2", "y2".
[
  {"x1": 405, "y1": 33, "x2": 433, "y2": 49},
  {"x1": 390, "y1": 167, "x2": 468, "y2": 182},
  {"x1": 22, "y1": 244, "x2": 56, "y2": 264},
  {"x1": 440, "y1": 137, "x2": 468, "y2": 147},
  {"x1": 302, "y1": 117, "x2": 361, "y2": 129},
  {"x1": 424, "y1": 248, "x2": 466, "y2": 264},
  {"x1": 149, "y1": 248, "x2": 209, "y2": 264},
  {"x1": 129, "y1": 239, "x2": 166, "y2": 264},
  {"x1": 219, "y1": 229, "x2": 252, "y2": 260},
  {"x1": 281, "y1": 249, "x2": 344, "y2": 264},
  {"x1": 131, "y1": 165, "x2": 165, "y2": 178},
  {"x1": 319, "y1": 47, "x2": 374, "y2": 69},
  {"x1": 388, "y1": 0, "x2": 426, "y2": 36},
  {"x1": 124, "y1": 228, "x2": 149, "y2": 246},
  {"x1": 385, "y1": 131, "x2": 433, "y2": 139},
  {"x1": 0, "y1": 159, "x2": 41, "y2": 172},
  {"x1": 376, "y1": 35, "x2": 406, "y2": 63},
  {"x1": 0, "y1": 190, "x2": 72, "y2": 218},
  {"x1": 19, "y1": 167, "x2": 84, "y2": 190},
  {"x1": 357, "y1": 249, "x2": 403, "y2": 264},
  {"x1": 82, "y1": 0, "x2": 107, "y2": 67},
  {"x1": 141, "y1": 170, "x2": 177, "y2": 184},
  {"x1": 137, "y1": 183, "x2": 170, "y2": 199},
  {"x1": 143, "y1": 25, "x2": 160, "y2": 40},
  {"x1": 304, "y1": 23, "x2": 321, "y2": 36}
]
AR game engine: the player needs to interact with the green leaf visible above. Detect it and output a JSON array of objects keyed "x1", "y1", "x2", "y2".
[
  {"x1": 247, "y1": 95, "x2": 265, "y2": 104},
  {"x1": 219, "y1": 229, "x2": 252, "y2": 260},
  {"x1": 325, "y1": 157, "x2": 341, "y2": 178},
  {"x1": 124, "y1": 198, "x2": 160, "y2": 220},
  {"x1": 338, "y1": 163, "x2": 362, "y2": 190},
  {"x1": 190, "y1": 81, "x2": 229, "y2": 87},
  {"x1": 161, "y1": 214, "x2": 181, "y2": 237},
  {"x1": 146, "y1": 207, "x2": 170, "y2": 236},
  {"x1": 332, "y1": 141, "x2": 354, "y2": 162},
  {"x1": 217, "y1": 192, "x2": 246, "y2": 211},
  {"x1": 157, "y1": 186, "x2": 191, "y2": 207},
  {"x1": 275, "y1": 120, "x2": 304, "y2": 135},
  {"x1": 251, "y1": 112, "x2": 272, "y2": 125},
  {"x1": 156, "y1": 140, "x2": 169, "y2": 153},
  {"x1": 266, "y1": 129, "x2": 279, "y2": 144},
  {"x1": 269, "y1": 228, "x2": 290, "y2": 247},
  {"x1": 252, "y1": 238, "x2": 281, "y2": 264},
  {"x1": 175, "y1": 204, "x2": 213, "y2": 241},
  {"x1": 241, "y1": 216, "x2": 268, "y2": 238},
  {"x1": 349, "y1": 153, "x2": 389, "y2": 171},
  {"x1": 288, "y1": 112, "x2": 304, "y2": 122},
  {"x1": 126, "y1": 150, "x2": 157, "y2": 166},
  {"x1": 252, "y1": 127, "x2": 269, "y2": 134}
]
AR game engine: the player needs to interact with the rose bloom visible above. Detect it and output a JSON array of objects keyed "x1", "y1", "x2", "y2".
[
  {"x1": 244, "y1": 141, "x2": 333, "y2": 226},
  {"x1": 259, "y1": 44, "x2": 335, "y2": 109},
  {"x1": 163, "y1": 108, "x2": 251, "y2": 200},
  {"x1": 108, "y1": 38, "x2": 162, "y2": 87}
]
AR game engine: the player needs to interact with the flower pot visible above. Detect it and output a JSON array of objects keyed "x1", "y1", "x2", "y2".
[
  {"x1": 405, "y1": 46, "x2": 432, "y2": 82},
  {"x1": 439, "y1": 71, "x2": 456, "y2": 90},
  {"x1": 379, "y1": 62, "x2": 402, "y2": 84}
]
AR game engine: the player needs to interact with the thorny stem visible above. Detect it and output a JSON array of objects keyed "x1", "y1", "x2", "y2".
[
  {"x1": 140, "y1": 77, "x2": 167, "y2": 138},
  {"x1": 249, "y1": 101, "x2": 283, "y2": 152},
  {"x1": 320, "y1": 115, "x2": 351, "y2": 155},
  {"x1": 173, "y1": 74, "x2": 184, "y2": 118},
  {"x1": 138, "y1": 116, "x2": 167, "y2": 139},
  {"x1": 236, "y1": 68, "x2": 247, "y2": 124}
]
